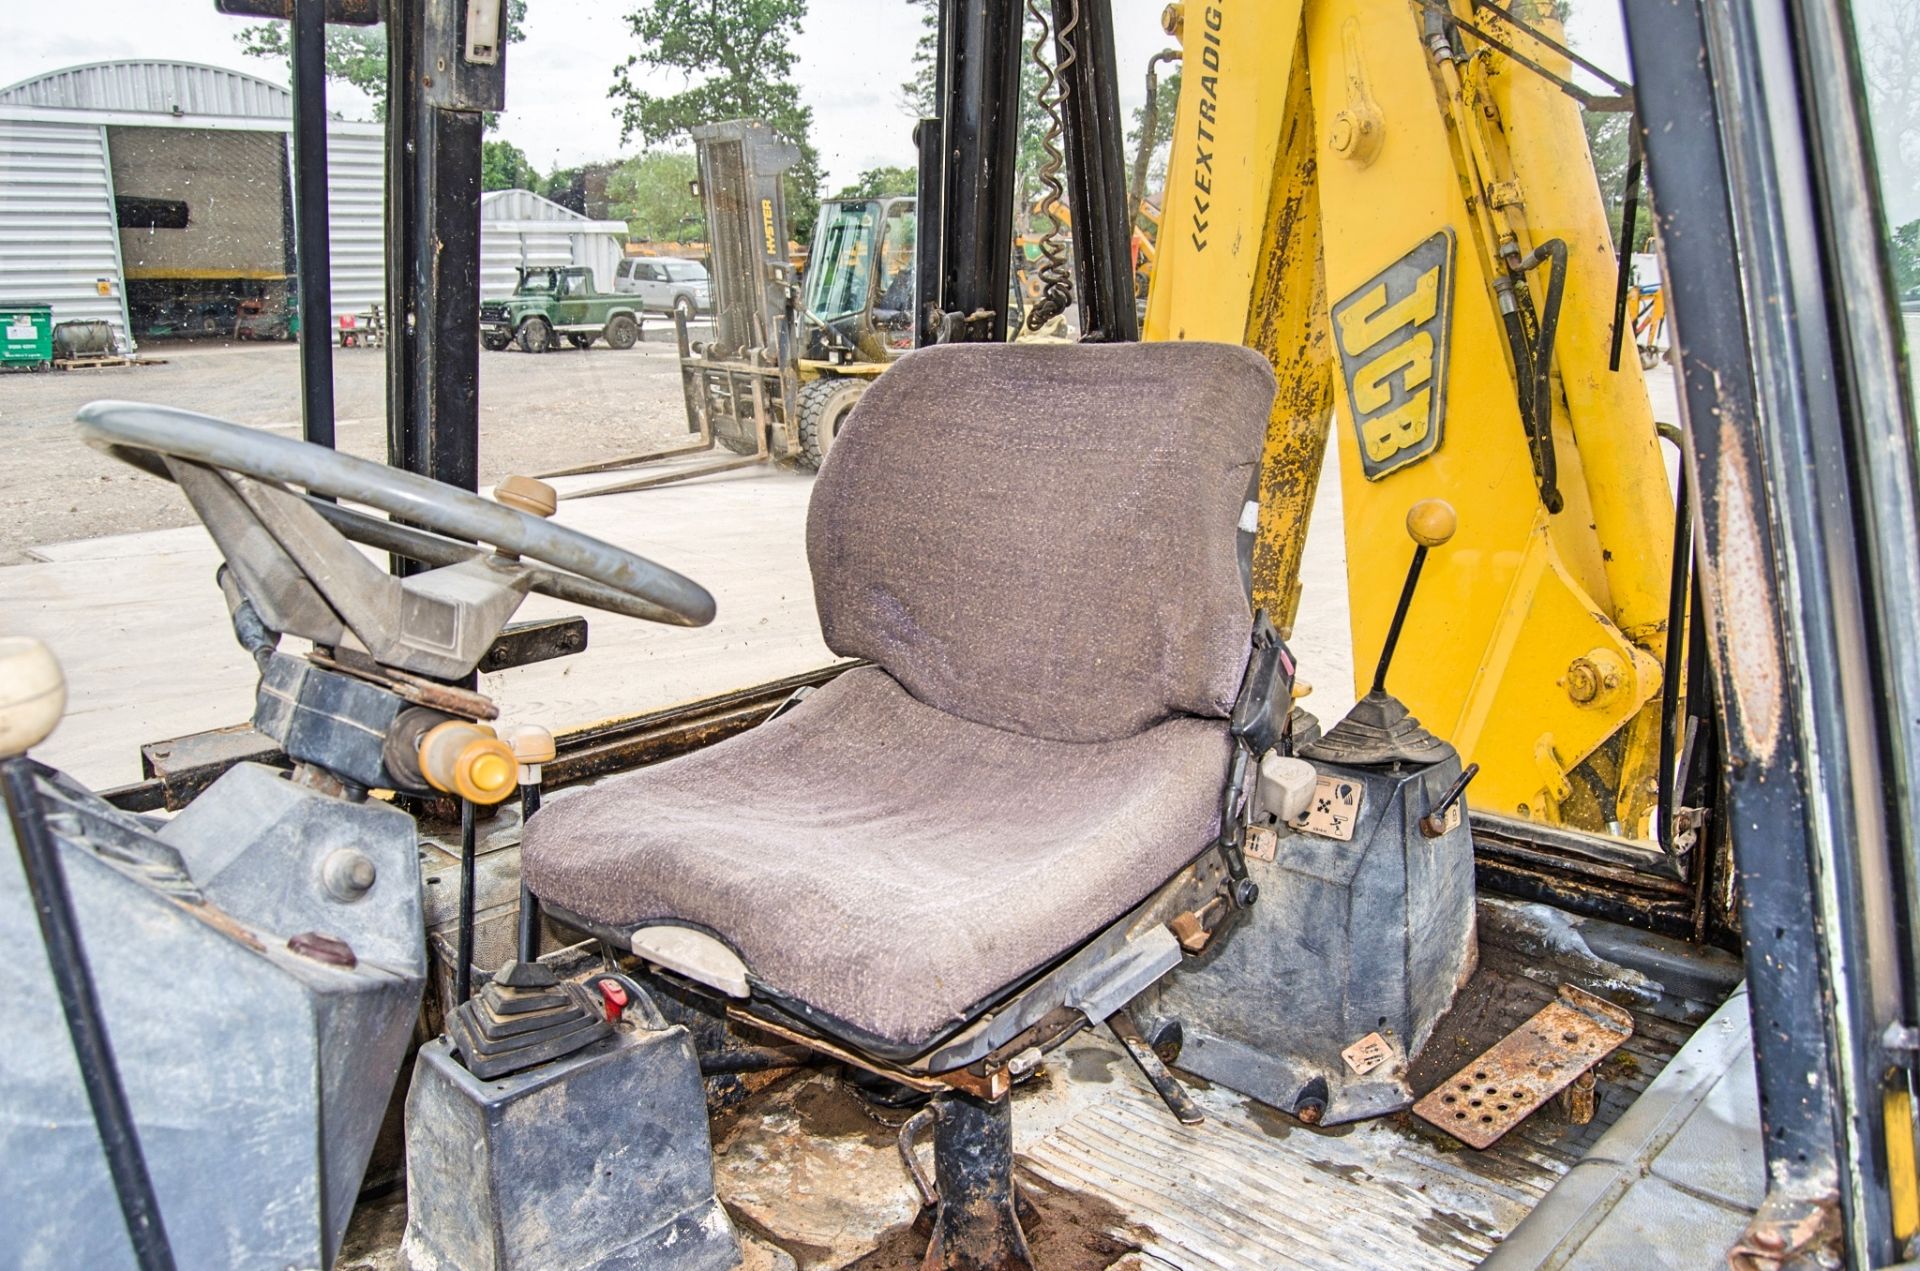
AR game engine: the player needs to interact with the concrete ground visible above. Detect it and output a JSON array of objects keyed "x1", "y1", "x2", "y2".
[
  {"x1": 0, "y1": 330, "x2": 698, "y2": 565},
  {"x1": 0, "y1": 340, "x2": 1677, "y2": 789}
]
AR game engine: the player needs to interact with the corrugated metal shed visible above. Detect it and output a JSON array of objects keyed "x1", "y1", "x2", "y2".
[
  {"x1": 325, "y1": 124, "x2": 385, "y2": 320},
  {"x1": 0, "y1": 118, "x2": 131, "y2": 346},
  {"x1": 478, "y1": 189, "x2": 629, "y2": 299},
  {"x1": 0, "y1": 60, "x2": 292, "y2": 120},
  {"x1": 0, "y1": 61, "x2": 630, "y2": 346}
]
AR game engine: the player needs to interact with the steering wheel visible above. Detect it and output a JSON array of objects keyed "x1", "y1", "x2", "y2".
[{"x1": 77, "y1": 401, "x2": 716, "y2": 628}]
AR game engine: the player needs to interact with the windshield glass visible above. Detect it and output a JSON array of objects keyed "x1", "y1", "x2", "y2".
[
  {"x1": 667, "y1": 263, "x2": 708, "y2": 282},
  {"x1": 802, "y1": 201, "x2": 880, "y2": 320},
  {"x1": 515, "y1": 271, "x2": 557, "y2": 294}
]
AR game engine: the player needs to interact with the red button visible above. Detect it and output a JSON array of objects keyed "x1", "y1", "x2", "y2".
[{"x1": 596, "y1": 978, "x2": 629, "y2": 1023}]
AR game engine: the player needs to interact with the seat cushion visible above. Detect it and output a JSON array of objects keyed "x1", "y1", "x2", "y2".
[
  {"x1": 807, "y1": 340, "x2": 1276, "y2": 743},
  {"x1": 522, "y1": 667, "x2": 1231, "y2": 1050}
]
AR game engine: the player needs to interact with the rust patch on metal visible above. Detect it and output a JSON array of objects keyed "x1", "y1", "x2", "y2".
[
  {"x1": 1412, "y1": 983, "x2": 1632, "y2": 1148},
  {"x1": 1711, "y1": 418, "x2": 1784, "y2": 763},
  {"x1": 308, "y1": 648, "x2": 500, "y2": 720},
  {"x1": 724, "y1": 1007, "x2": 1009, "y2": 1101},
  {"x1": 1555, "y1": 1069, "x2": 1597, "y2": 1125},
  {"x1": 1728, "y1": 1186, "x2": 1842, "y2": 1271}
]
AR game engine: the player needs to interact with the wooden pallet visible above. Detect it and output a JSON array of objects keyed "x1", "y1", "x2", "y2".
[{"x1": 53, "y1": 355, "x2": 167, "y2": 371}]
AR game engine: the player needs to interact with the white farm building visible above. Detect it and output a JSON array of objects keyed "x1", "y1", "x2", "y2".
[{"x1": 0, "y1": 60, "x2": 625, "y2": 349}]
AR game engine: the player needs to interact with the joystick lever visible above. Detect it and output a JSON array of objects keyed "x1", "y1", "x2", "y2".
[{"x1": 1370, "y1": 499, "x2": 1457, "y2": 696}]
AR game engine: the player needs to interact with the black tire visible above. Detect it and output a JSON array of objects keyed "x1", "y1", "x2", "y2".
[
  {"x1": 673, "y1": 294, "x2": 697, "y2": 322},
  {"x1": 482, "y1": 333, "x2": 512, "y2": 352},
  {"x1": 796, "y1": 377, "x2": 867, "y2": 472},
  {"x1": 567, "y1": 333, "x2": 595, "y2": 350},
  {"x1": 517, "y1": 316, "x2": 553, "y2": 354},
  {"x1": 604, "y1": 313, "x2": 639, "y2": 349}
]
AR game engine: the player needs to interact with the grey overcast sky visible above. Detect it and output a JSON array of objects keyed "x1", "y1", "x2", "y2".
[{"x1": 0, "y1": 1, "x2": 1631, "y2": 191}]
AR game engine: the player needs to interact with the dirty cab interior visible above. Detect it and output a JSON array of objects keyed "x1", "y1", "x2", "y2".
[{"x1": 2, "y1": 0, "x2": 1918, "y2": 1269}]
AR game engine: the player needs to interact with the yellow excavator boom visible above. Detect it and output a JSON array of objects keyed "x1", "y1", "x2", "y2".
[{"x1": 1145, "y1": 0, "x2": 1674, "y2": 840}]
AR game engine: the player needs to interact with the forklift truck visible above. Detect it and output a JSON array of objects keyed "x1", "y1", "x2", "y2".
[
  {"x1": 3, "y1": 0, "x2": 1918, "y2": 1268},
  {"x1": 543, "y1": 123, "x2": 915, "y2": 498}
]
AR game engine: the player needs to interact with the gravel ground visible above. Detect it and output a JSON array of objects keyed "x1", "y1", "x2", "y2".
[{"x1": 0, "y1": 332, "x2": 698, "y2": 564}]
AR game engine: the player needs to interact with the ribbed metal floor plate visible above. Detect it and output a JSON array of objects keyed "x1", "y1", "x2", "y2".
[{"x1": 1024, "y1": 1079, "x2": 1519, "y2": 1270}]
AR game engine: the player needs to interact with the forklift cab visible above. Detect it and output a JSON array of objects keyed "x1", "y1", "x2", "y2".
[
  {"x1": 800, "y1": 196, "x2": 918, "y2": 363},
  {"x1": 5, "y1": 0, "x2": 1920, "y2": 1268}
]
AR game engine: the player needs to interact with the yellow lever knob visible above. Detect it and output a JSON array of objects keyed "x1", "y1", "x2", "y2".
[
  {"x1": 0, "y1": 637, "x2": 66, "y2": 759},
  {"x1": 1406, "y1": 499, "x2": 1458, "y2": 548},
  {"x1": 418, "y1": 721, "x2": 519, "y2": 805},
  {"x1": 506, "y1": 724, "x2": 556, "y2": 766},
  {"x1": 494, "y1": 475, "x2": 557, "y2": 519}
]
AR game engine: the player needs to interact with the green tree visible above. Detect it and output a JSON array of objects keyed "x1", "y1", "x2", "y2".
[
  {"x1": 236, "y1": 1, "x2": 526, "y2": 125},
  {"x1": 836, "y1": 165, "x2": 919, "y2": 199},
  {"x1": 1581, "y1": 108, "x2": 1652, "y2": 253},
  {"x1": 1892, "y1": 219, "x2": 1920, "y2": 298},
  {"x1": 481, "y1": 139, "x2": 540, "y2": 192},
  {"x1": 895, "y1": 4, "x2": 1085, "y2": 229},
  {"x1": 901, "y1": 0, "x2": 937, "y2": 117},
  {"x1": 236, "y1": 23, "x2": 390, "y2": 115},
  {"x1": 609, "y1": 0, "x2": 822, "y2": 240},
  {"x1": 540, "y1": 162, "x2": 621, "y2": 217},
  {"x1": 1859, "y1": 0, "x2": 1920, "y2": 229},
  {"x1": 1014, "y1": 15, "x2": 1059, "y2": 229},
  {"x1": 606, "y1": 151, "x2": 706, "y2": 241},
  {"x1": 1126, "y1": 65, "x2": 1179, "y2": 228}
]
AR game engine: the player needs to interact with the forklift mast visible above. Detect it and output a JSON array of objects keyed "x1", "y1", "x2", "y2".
[{"x1": 690, "y1": 120, "x2": 800, "y2": 362}]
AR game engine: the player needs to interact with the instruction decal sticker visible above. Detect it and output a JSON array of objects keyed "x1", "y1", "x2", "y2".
[
  {"x1": 1331, "y1": 228, "x2": 1456, "y2": 480},
  {"x1": 1298, "y1": 773, "x2": 1362, "y2": 842}
]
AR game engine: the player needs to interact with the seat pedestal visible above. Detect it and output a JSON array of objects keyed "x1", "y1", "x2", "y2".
[
  {"x1": 922, "y1": 1091, "x2": 1035, "y2": 1271},
  {"x1": 1138, "y1": 748, "x2": 1478, "y2": 1126}
]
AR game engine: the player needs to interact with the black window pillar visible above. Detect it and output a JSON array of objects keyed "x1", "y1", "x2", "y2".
[
  {"x1": 1048, "y1": 0, "x2": 1135, "y2": 343},
  {"x1": 385, "y1": 0, "x2": 505, "y2": 494},
  {"x1": 919, "y1": 0, "x2": 1025, "y2": 345},
  {"x1": 1626, "y1": 0, "x2": 1917, "y2": 1261}
]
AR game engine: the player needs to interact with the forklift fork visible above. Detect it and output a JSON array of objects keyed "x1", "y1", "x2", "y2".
[{"x1": 536, "y1": 311, "x2": 784, "y2": 500}]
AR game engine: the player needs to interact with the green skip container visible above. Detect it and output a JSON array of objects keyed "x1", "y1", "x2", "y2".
[{"x1": 0, "y1": 303, "x2": 54, "y2": 369}]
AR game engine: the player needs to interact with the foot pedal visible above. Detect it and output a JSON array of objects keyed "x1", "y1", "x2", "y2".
[
  {"x1": 1413, "y1": 983, "x2": 1632, "y2": 1148},
  {"x1": 1109, "y1": 1011, "x2": 1204, "y2": 1125},
  {"x1": 446, "y1": 960, "x2": 611, "y2": 1079}
]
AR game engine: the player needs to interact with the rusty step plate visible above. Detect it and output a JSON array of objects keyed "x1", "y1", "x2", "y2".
[{"x1": 1413, "y1": 983, "x2": 1634, "y2": 1149}]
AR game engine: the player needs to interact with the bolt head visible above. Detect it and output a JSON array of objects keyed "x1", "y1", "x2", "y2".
[
  {"x1": 1329, "y1": 113, "x2": 1357, "y2": 153},
  {"x1": 1566, "y1": 659, "x2": 1600, "y2": 703}
]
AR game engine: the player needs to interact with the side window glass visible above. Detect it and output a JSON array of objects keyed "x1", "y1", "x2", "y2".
[{"x1": 1849, "y1": 0, "x2": 1920, "y2": 406}]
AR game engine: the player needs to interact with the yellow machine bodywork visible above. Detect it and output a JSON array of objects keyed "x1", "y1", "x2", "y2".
[{"x1": 1145, "y1": 0, "x2": 1673, "y2": 840}]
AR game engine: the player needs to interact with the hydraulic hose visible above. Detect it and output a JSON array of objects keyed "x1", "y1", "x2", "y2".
[{"x1": 1502, "y1": 239, "x2": 1569, "y2": 514}]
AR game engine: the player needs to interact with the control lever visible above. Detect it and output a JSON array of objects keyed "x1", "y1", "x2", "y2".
[
  {"x1": 1109, "y1": 1009, "x2": 1205, "y2": 1126},
  {"x1": 507, "y1": 725, "x2": 556, "y2": 965},
  {"x1": 1420, "y1": 762, "x2": 1481, "y2": 838},
  {"x1": 1370, "y1": 499, "x2": 1457, "y2": 696}
]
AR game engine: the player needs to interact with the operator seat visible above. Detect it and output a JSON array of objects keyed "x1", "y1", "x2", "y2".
[{"x1": 521, "y1": 340, "x2": 1276, "y2": 1056}]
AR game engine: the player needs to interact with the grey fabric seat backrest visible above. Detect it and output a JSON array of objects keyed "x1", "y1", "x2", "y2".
[{"x1": 805, "y1": 341, "x2": 1278, "y2": 744}]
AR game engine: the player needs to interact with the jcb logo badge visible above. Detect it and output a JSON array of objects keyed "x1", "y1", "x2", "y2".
[{"x1": 1332, "y1": 229, "x2": 1455, "y2": 480}]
